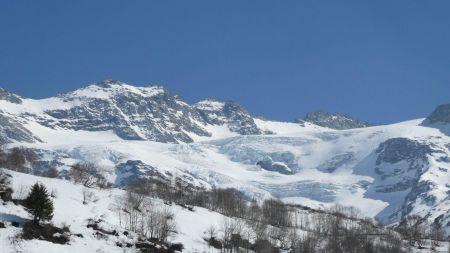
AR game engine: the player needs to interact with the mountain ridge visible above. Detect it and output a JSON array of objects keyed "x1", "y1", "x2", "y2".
[{"x1": 0, "y1": 80, "x2": 380, "y2": 144}]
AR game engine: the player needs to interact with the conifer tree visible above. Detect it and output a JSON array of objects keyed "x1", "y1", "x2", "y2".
[{"x1": 23, "y1": 182, "x2": 54, "y2": 224}]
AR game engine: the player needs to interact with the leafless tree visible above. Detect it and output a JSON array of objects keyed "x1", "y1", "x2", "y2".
[
  {"x1": 205, "y1": 224, "x2": 217, "y2": 240},
  {"x1": 12, "y1": 184, "x2": 28, "y2": 200},
  {"x1": 262, "y1": 198, "x2": 292, "y2": 227},
  {"x1": 70, "y1": 162, "x2": 105, "y2": 188},
  {"x1": 430, "y1": 221, "x2": 446, "y2": 248},
  {"x1": 205, "y1": 224, "x2": 218, "y2": 252},
  {"x1": 115, "y1": 190, "x2": 176, "y2": 243},
  {"x1": 398, "y1": 215, "x2": 427, "y2": 247},
  {"x1": 82, "y1": 188, "x2": 98, "y2": 204}
]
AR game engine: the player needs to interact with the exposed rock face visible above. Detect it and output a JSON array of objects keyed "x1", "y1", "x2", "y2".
[
  {"x1": 374, "y1": 138, "x2": 431, "y2": 193},
  {"x1": 375, "y1": 138, "x2": 432, "y2": 165},
  {"x1": 368, "y1": 138, "x2": 436, "y2": 222},
  {"x1": 299, "y1": 111, "x2": 373, "y2": 130},
  {"x1": 194, "y1": 99, "x2": 261, "y2": 135},
  {"x1": 318, "y1": 153, "x2": 354, "y2": 173},
  {"x1": 425, "y1": 103, "x2": 450, "y2": 124},
  {"x1": 0, "y1": 80, "x2": 264, "y2": 144},
  {"x1": 0, "y1": 112, "x2": 39, "y2": 144},
  {"x1": 0, "y1": 81, "x2": 263, "y2": 143},
  {"x1": 0, "y1": 88, "x2": 22, "y2": 104},
  {"x1": 256, "y1": 158, "x2": 293, "y2": 175},
  {"x1": 115, "y1": 160, "x2": 202, "y2": 190},
  {"x1": 40, "y1": 80, "x2": 211, "y2": 143},
  {"x1": 115, "y1": 160, "x2": 169, "y2": 187}
]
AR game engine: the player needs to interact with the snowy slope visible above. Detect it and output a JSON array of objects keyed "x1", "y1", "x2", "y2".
[
  {"x1": 2, "y1": 171, "x2": 449, "y2": 253},
  {"x1": 0, "y1": 170, "x2": 231, "y2": 253}
]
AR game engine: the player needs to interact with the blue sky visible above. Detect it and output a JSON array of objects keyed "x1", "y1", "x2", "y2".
[{"x1": 0, "y1": 1, "x2": 449, "y2": 123}]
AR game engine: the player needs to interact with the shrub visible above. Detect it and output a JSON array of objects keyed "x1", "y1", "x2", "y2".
[
  {"x1": 45, "y1": 166, "x2": 59, "y2": 178},
  {"x1": 22, "y1": 221, "x2": 70, "y2": 244},
  {"x1": 169, "y1": 243, "x2": 184, "y2": 252}
]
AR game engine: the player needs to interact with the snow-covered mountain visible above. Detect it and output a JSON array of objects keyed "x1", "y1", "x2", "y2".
[
  {"x1": 1, "y1": 81, "x2": 450, "y2": 229},
  {"x1": 298, "y1": 110, "x2": 374, "y2": 130},
  {"x1": 0, "y1": 80, "x2": 261, "y2": 144}
]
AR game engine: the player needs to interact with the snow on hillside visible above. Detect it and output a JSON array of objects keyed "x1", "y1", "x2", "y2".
[
  {"x1": 2, "y1": 170, "x2": 449, "y2": 253},
  {"x1": 0, "y1": 170, "x2": 228, "y2": 253}
]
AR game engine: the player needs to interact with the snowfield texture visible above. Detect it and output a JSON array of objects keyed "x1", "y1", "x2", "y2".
[{"x1": 1, "y1": 81, "x2": 450, "y2": 230}]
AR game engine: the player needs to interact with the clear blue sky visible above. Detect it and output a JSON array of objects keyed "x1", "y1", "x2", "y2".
[{"x1": 0, "y1": 1, "x2": 449, "y2": 123}]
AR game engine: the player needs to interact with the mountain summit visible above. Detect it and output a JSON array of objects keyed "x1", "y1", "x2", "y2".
[
  {"x1": 424, "y1": 103, "x2": 450, "y2": 124},
  {"x1": 298, "y1": 111, "x2": 374, "y2": 130},
  {"x1": 0, "y1": 81, "x2": 263, "y2": 144}
]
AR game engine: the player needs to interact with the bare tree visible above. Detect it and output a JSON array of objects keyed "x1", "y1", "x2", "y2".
[
  {"x1": 158, "y1": 206, "x2": 176, "y2": 242},
  {"x1": 115, "y1": 189, "x2": 176, "y2": 243},
  {"x1": 4, "y1": 147, "x2": 38, "y2": 172},
  {"x1": 70, "y1": 162, "x2": 105, "y2": 188},
  {"x1": 13, "y1": 184, "x2": 28, "y2": 200},
  {"x1": 82, "y1": 188, "x2": 98, "y2": 204},
  {"x1": 142, "y1": 204, "x2": 176, "y2": 242},
  {"x1": 430, "y1": 221, "x2": 446, "y2": 248},
  {"x1": 398, "y1": 215, "x2": 427, "y2": 247},
  {"x1": 221, "y1": 217, "x2": 241, "y2": 252},
  {"x1": 206, "y1": 224, "x2": 218, "y2": 239},
  {"x1": 205, "y1": 224, "x2": 218, "y2": 252},
  {"x1": 7, "y1": 147, "x2": 26, "y2": 171},
  {"x1": 262, "y1": 198, "x2": 292, "y2": 227}
]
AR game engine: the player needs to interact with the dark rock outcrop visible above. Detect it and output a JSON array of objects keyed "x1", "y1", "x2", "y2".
[
  {"x1": 425, "y1": 103, "x2": 450, "y2": 124},
  {"x1": 299, "y1": 111, "x2": 373, "y2": 130},
  {"x1": 0, "y1": 112, "x2": 39, "y2": 144},
  {"x1": 194, "y1": 99, "x2": 261, "y2": 135},
  {"x1": 0, "y1": 88, "x2": 22, "y2": 104}
]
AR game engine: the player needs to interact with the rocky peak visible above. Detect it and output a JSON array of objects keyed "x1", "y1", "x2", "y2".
[
  {"x1": 0, "y1": 87, "x2": 22, "y2": 104},
  {"x1": 32, "y1": 81, "x2": 263, "y2": 143},
  {"x1": 62, "y1": 80, "x2": 165, "y2": 101},
  {"x1": 194, "y1": 99, "x2": 225, "y2": 112},
  {"x1": 0, "y1": 81, "x2": 264, "y2": 143},
  {"x1": 39, "y1": 81, "x2": 210, "y2": 143},
  {"x1": 92, "y1": 79, "x2": 125, "y2": 88},
  {"x1": 425, "y1": 103, "x2": 450, "y2": 124},
  {"x1": 194, "y1": 99, "x2": 261, "y2": 135},
  {"x1": 299, "y1": 111, "x2": 373, "y2": 130}
]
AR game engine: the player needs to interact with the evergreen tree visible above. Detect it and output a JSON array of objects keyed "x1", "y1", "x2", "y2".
[{"x1": 23, "y1": 182, "x2": 54, "y2": 223}]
